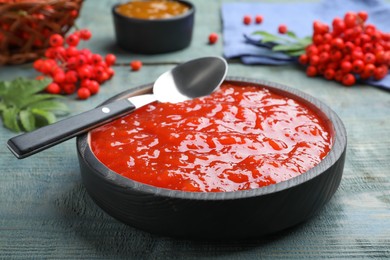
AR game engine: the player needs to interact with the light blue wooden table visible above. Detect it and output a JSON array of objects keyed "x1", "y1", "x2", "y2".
[{"x1": 1, "y1": 0, "x2": 390, "y2": 258}]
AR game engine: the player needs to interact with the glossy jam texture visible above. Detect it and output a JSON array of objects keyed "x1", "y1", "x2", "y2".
[
  {"x1": 116, "y1": 0, "x2": 189, "y2": 20},
  {"x1": 90, "y1": 83, "x2": 333, "y2": 192}
]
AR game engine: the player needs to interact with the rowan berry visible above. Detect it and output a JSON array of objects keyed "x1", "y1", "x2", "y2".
[
  {"x1": 324, "y1": 69, "x2": 335, "y2": 80},
  {"x1": 341, "y1": 73, "x2": 356, "y2": 86},
  {"x1": 33, "y1": 59, "x2": 44, "y2": 71},
  {"x1": 96, "y1": 72, "x2": 109, "y2": 83},
  {"x1": 105, "y1": 54, "x2": 116, "y2": 66},
  {"x1": 81, "y1": 79, "x2": 91, "y2": 89},
  {"x1": 357, "y1": 11, "x2": 368, "y2": 22},
  {"x1": 46, "y1": 83, "x2": 61, "y2": 94},
  {"x1": 363, "y1": 63, "x2": 375, "y2": 76},
  {"x1": 330, "y1": 51, "x2": 342, "y2": 62},
  {"x1": 327, "y1": 62, "x2": 339, "y2": 70},
  {"x1": 208, "y1": 33, "x2": 218, "y2": 44},
  {"x1": 374, "y1": 66, "x2": 388, "y2": 80},
  {"x1": 306, "y1": 66, "x2": 317, "y2": 77},
  {"x1": 340, "y1": 61, "x2": 352, "y2": 73},
  {"x1": 77, "y1": 87, "x2": 91, "y2": 99},
  {"x1": 352, "y1": 60, "x2": 365, "y2": 74},
  {"x1": 65, "y1": 70, "x2": 78, "y2": 83},
  {"x1": 278, "y1": 24, "x2": 288, "y2": 34},
  {"x1": 78, "y1": 65, "x2": 93, "y2": 79},
  {"x1": 255, "y1": 15, "x2": 263, "y2": 24},
  {"x1": 375, "y1": 50, "x2": 386, "y2": 64},
  {"x1": 363, "y1": 43, "x2": 373, "y2": 53},
  {"x1": 313, "y1": 34, "x2": 323, "y2": 45},
  {"x1": 313, "y1": 21, "x2": 329, "y2": 35},
  {"x1": 306, "y1": 45, "x2": 318, "y2": 56},
  {"x1": 298, "y1": 54, "x2": 308, "y2": 65},
  {"x1": 351, "y1": 50, "x2": 364, "y2": 61},
  {"x1": 323, "y1": 33, "x2": 333, "y2": 42},
  {"x1": 344, "y1": 12, "x2": 357, "y2": 28},
  {"x1": 62, "y1": 84, "x2": 77, "y2": 95},
  {"x1": 243, "y1": 15, "x2": 251, "y2": 25},
  {"x1": 331, "y1": 38, "x2": 344, "y2": 50},
  {"x1": 91, "y1": 54, "x2": 103, "y2": 64},
  {"x1": 310, "y1": 55, "x2": 320, "y2": 66},
  {"x1": 39, "y1": 60, "x2": 54, "y2": 75},
  {"x1": 49, "y1": 34, "x2": 64, "y2": 47},
  {"x1": 66, "y1": 34, "x2": 80, "y2": 47},
  {"x1": 44, "y1": 48, "x2": 56, "y2": 59},
  {"x1": 66, "y1": 46, "x2": 79, "y2": 57},
  {"x1": 70, "y1": 10, "x2": 78, "y2": 18},
  {"x1": 106, "y1": 67, "x2": 115, "y2": 79},
  {"x1": 79, "y1": 29, "x2": 92, "y2": 40},
  {"x1": 130, "y1": 60, "x2": 142, "y2": 71},
  {"x1": 66, "y1": 57, "x2": 78, "y2": 70},
  {"x1": 364, "y1": 53, "x2": 376, "y2": 64},
  {"x1": 319, "y1": 52, "x2": 330, "y2": 63},
  {"x1": 332, "y1": 18, "x2": 345, "y2": 35},
  {"x1": 53, "y1": 71, "x2": 66, "y2": 83},
  {"x1": 86, "y1": 80, "x2": 100, "y2": 95},
  {"x1": 52, "y1": 46, "x2": 66, "y2": 59}
]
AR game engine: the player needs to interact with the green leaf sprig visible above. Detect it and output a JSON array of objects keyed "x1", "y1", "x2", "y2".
[
  {"x1": 252, "y1": 30, "x2": 312, "y2": 56},
  {"x1": 0, "y1": 77, "x2": 69, "y2": 132}
]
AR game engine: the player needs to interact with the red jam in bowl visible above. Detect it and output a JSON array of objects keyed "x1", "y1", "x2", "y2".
[{"x1": 90, "y1": 83, "x2": 333, "y2": 192}]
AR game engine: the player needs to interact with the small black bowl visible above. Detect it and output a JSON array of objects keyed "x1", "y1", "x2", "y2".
[
  {"x1": 112, "y1": 0, "x2": 195, "y2": 54},
  {"x1": 77, "y1": 77, "x2": 347, "y2": 240}
]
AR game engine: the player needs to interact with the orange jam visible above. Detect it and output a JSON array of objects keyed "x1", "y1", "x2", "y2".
[
  {"x1": 116, "y1": 0, "x2": 189, "y2": 20},
  {"x1": 90, "y1": 83, "x2": 333, "y2": 192}
]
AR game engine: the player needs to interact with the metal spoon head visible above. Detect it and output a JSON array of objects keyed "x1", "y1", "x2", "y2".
[{"x1": 153, "y1": 56, "x2": 228, "y2": 103}]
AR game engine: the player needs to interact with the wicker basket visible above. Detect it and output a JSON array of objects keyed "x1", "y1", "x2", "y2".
[{"x1": 0, "y1": 0, "x2": 83, "y2": 65}]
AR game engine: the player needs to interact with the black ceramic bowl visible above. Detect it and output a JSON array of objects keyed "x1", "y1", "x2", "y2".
[
  {"x1": 77, "y1": 77, "x2": 347, "y2": 240},
  {"x1": 112, "y1": 0, "x2": 195, "y2": 54}
]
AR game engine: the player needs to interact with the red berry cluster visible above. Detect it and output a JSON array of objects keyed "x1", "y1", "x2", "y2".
[
  {"x1": 298, "y1": 11, "x2": 390, "y2": 86},
  {"x1": 33, "y1": 29, "x2": 116, "y2": 99}
]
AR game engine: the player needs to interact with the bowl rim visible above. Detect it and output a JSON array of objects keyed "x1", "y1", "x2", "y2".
[
  {"x1": 78, "y1": 76, "x2": 347, "y2": 201},
  {"x1": 112, "y1": 0, "x2": 195, "y2": 23}
]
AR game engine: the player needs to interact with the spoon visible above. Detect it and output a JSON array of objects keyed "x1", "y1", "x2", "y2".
[{"x1": 7, "y1": 56, "x2": 228, "y2": 159}]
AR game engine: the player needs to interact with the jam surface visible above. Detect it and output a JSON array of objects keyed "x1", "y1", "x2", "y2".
[
  {"x1": 116, "y1": 0, "x2": 189, "y2": 20},
  {"x1": 90, "y1": 83, "x2": 333, "y2": 192}
]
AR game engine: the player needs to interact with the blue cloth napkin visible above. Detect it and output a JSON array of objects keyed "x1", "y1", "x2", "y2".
[{"x1": 222, "y1": 0, "x2": 390, "y2": 90}]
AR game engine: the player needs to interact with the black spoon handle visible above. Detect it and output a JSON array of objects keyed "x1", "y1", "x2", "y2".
[{"x1": 7, "y1": 99, "x2": 136, "y2": 159}]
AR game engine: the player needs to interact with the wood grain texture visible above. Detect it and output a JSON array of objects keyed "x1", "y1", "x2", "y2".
[{"x1": 1, "y1": 0, "x2": 390, "y2": 258}]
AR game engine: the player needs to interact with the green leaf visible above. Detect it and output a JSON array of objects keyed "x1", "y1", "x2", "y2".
[
  {"x1": 31, "y1": 108, "x2": 57, "y2": 125},
  {"x1": 284, "y1": 49, "x2": 306, "y2": 56},
  {"x1": 28, "y1": 100, "x2": 69, "y2": 116},
  {"x1": 252, "y1": 31, "x2": 291, "y2": 44},
  {"x1": 272, "y1": 43, "x2": 306, "y2": 52},
  {"x1": 0, "y1": 77, "x2": 68, "y2": 132},
  {"x1": 11, "y1": 77, "x2": 51, "y2": 97},
  {"x1": 2, "y1": 106, "x2": 21, "y2": 132},
  {"x1": 18, "y1": 94, "x2": 61, "y2": 109},
  {"x1": 286, "y1": 31, "x2": 298, "y2": 39},
  {"x1": 0, "y1": 81, "x2": 11, "y2": 96},
  {"x1": 19, "y1": 109, "x2": 36, "y2": 132},
  {"x1": 0, "y1": 102, "x2": 6, "y2": 112}
]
